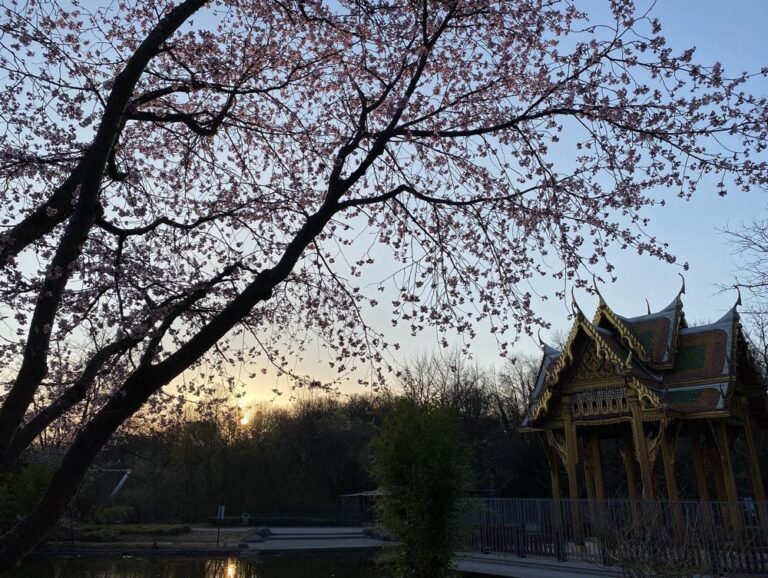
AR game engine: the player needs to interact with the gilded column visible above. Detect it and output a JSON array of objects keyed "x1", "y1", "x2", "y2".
[
  {"x1": 709, "y1": 445, "x2": 728, "y2": 502},
  {"x1": 562, "y1": 395, "x2": 580, "y2": 502},
  {"x1": 741, "y1": 399, "x2": 766, "y2": 502},
  {"x1": 713, "y1": 420, "x2": 742, "y2": 533},
  {"x1": 562, "y1": 395, "x2": 583, "y2": 541},
  {"x1": 589, "y1": 432, "x2": 605, "y2": 501},
  {"x1": 689, "y1": 421, "x2": 714, "y2": 529},
  {"x1": 543, "y1": 433, "x2": 562, "y2": 501},
  {"x1": 660, "y1": 423, "x2": 682, "y2": 527},
  {"x1": 714, "y1": 421, "x2": 740, "y2": 503},
  {"x1": 660, "y1": 425, "x2": 680, "y2": 503},
  {"x1": 619, "y1": 434, "x2": 639, "y2": 501},
  {"x1": 689, "y1": 422, "x2": 711, "y2": 502},
  {"x1": 629, "y1": 394, "x2": 655, "y2": 499}
]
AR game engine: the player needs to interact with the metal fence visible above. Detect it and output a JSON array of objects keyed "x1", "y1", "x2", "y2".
[{"x1": 465, "y1": 498, "x2": 768, "y2": 575}]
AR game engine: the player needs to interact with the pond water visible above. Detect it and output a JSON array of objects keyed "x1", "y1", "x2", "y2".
[
  {"x1": 8, "y1": 555, "x2": 377, "y2": 578},
  {"x1": 7, "y1": 555, "x2": 489, "y2": 578}
]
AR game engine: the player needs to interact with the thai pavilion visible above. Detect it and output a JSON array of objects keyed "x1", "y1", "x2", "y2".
[{"x1": 521, "y1": 279, "x2": 768, "y2": 508}]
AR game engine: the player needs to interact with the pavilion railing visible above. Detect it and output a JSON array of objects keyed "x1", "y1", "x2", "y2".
[{"x1": 465, "y1": 498, "x2": 768, "y2": 575}]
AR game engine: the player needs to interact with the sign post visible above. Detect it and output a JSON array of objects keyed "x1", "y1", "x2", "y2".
[{"x1": 216, "y1": 498, "x2": 225, "y2": 546}]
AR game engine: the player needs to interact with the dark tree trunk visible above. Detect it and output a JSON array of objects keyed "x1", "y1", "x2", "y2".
[
  {"x1": 0, "y1": 199, "x2": 338, "y2": 571},
  {"x1": 0, "y1": 0, "x2": 209, "y2": 464}
]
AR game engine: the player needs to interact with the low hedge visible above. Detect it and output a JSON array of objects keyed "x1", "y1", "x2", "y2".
[
  {"x1": 89, "y1": 506, "x2": 136, "y2": 525},
  {"x1": 207, "y1": 515, "x2": 350, "y2": 527},
  {"x1": 207, "y1": 516, "x2": 247, "y2": 527},
  {"x1": 50, "y1": 524, "x2": 192, "y2": 542}
]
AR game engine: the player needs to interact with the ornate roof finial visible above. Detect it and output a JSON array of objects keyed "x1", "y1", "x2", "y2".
[
  {"x1": 592, "y1": 274, "x2": 605, "y2": 305},
  {"x1": 645, "y1": 298, "x2": 651, "y2": 315},
  {"x1": 678, "y1": 272, "x2": 686, "y2": 297},
  {"x1": 571, "y1": 286, "x2": 583, "y2": 317},
  {"x1": 714, "y1": 286, "x2": 743, "y2": 325},
  {"x1": 537, "y1": 329, "x2": 559, "y2": 355}
]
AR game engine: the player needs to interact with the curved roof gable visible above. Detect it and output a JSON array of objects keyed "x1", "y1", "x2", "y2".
[
  {"x1": 591, "y1": 276, "x2": 686, "y2": 369},
  {"x1": 523, "y1": 305, "x2": 662, "y2": 427}
]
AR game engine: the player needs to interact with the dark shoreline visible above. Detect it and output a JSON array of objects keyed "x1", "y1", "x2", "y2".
[
  {"x1": 30, "y1": 548, "x2": 244, "y2": 559},
  {"x1": 30, "y1": 545, "x2": 384, "y2": 559}
]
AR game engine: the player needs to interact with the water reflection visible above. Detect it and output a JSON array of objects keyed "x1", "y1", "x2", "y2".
[{"x1": 9, "y1": 555, "x2": 384, "y2": 578}]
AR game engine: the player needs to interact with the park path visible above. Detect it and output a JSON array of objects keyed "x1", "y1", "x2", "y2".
[{"x1": 242, "y1": 527, "x2": 623, "y2": 577}]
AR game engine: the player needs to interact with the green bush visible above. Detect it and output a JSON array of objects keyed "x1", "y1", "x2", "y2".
[
  {"x1": 0, "y1": 463, "x2": 55, "y2": 529},
  {"x1": 371, "y1": 398, "x2": 472, "y2": 578},
  {"x1": 71, "y1": 527, "x2": 119, "y2": 542},
  {"x1": 89, "y1": 505, "x2": 136, "y2": 524}
]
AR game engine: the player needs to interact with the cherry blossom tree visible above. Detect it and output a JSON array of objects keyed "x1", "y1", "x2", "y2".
[{"x1": 0, "y1": 0, "x2": 766, "y2": 568}]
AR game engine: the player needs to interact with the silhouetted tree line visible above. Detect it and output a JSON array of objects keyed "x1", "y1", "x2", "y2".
[
  {"x1": 4, "y1": 344, "x2": 768, "y2": 529},
  {"x1": 78, "y1": 394, "x2": 381, "y2": 523},
  {"x1": 0, "y1": 351, "x2": 551, "y2": 526}
]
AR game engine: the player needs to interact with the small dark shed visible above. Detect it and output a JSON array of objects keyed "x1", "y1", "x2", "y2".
[{"x1": 340, "y1": 490, "x2": 381, "y2": 523}]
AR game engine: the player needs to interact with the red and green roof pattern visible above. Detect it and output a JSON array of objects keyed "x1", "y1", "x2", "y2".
[{"x1": 523, "y1": 288, "x2": 767, "y2": 427}]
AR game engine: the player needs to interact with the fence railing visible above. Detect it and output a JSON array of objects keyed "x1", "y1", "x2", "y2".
[{"x1": 465, "y1": 498, "x2": 768, "y2": 575}]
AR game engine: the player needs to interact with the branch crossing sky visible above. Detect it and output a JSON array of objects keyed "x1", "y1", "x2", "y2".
[{"x1": 237, "y1": 0, "x2": 768, "y2": 402}]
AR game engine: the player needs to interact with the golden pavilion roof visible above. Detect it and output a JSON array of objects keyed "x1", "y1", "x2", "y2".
[{"x1": 522, "y1": 284, "x2": 768, "y2": 428}]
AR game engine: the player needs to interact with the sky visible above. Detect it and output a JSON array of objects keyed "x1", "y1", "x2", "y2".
[
  {"x1": 541, "y1": 0, "x2": 768, "y2": 331},
  {"x1": 236, "y1": 0, "x2": 768, "y2": 404}
]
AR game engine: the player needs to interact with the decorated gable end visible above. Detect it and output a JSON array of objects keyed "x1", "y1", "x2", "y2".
[{"x1": 522, "y1": 284, "x2": 768, "y2": 430}]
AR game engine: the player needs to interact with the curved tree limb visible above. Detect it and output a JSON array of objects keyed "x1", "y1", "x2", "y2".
[{"x1": 0, "y1": 0, "x2": 209, "y2": 463}]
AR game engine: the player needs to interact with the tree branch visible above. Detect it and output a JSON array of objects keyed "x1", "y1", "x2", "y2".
[{"x1": 0, "y1": 0, "x2": 209, "y2": 464}]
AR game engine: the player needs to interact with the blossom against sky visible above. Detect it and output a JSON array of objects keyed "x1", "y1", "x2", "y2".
[
  {"x1": 538, "y1": 0, "x2": 768, "y2": 334},
  {"x1": 227, "y1": 0, "x2": 768, "y2": 403}
]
